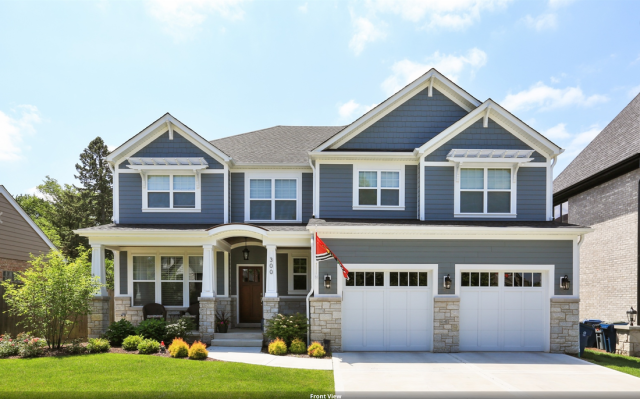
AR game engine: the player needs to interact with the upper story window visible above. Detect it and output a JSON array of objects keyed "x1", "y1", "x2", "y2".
[
  {"x1": 455, "y1": 168, "x2": 514, "y2": 217},
  {"x1": 143, "y1": 174, "x2": 200, "y2": 212},
  {"x1": 352, "y1": 165, "x2": 405, "y2": 211},
  {"x1": 245, "y1": 173, "x2": 301, "y2": 222},
  {"x1": 554, "y1": 201, "x2": 568, "y2": 223}
]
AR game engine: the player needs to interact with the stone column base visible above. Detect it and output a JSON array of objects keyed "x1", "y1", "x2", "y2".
[
  {"x1": 433, "y1": 296, "x2": 460, "y2": 353},
  {"x1": 199, "y1": 297, "x2": 216, "y2": 343},
  {"x1": 309, "y1": 297, "x2": 341, "y2": 351},
  {"x1": 88, "y1": 296, "x2": 111, "y2": 339},
  {"x1": 550, "y1": 297, "x2": 579, "y2": 354},
  {"x1": 114, "y1": 297, "x2": 144, "y2": 326},
  {"x1": 215, "y1": 297, "x2": 236, "y2": 328},
  {"x1": 262, "y1": 297, "x2": 280, "y2": 321},
  {"x1": 615, "y1": 325, "x2": 640, "y2": 356}
]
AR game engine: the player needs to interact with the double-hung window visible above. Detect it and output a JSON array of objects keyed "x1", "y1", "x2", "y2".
[
  {"x1": 133, "y1": 256, "x2": 156, "y2": 307},
  {"x1": 160, "y1": 256, "x2": 184, "y2": 306},
  {"x1": 246, "y1": 175, "x2": 300, "y2": 222},
  {"x1": 145, "y1": 174, "x2": 198, "y2": 211},
  {"x1": 353, "y1": 167, "x2": 404, "y2": 210},
  {"x1": 288, "y1": 256, "x2": 309, "y2": 294},
  {"x1": 458, "y1": 168, "x2": 513, "y2": 215},
  {"x1": 188, "y1": 256, "x2": 203, "y2": 306}
]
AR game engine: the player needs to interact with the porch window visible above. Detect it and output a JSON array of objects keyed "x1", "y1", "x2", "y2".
[
  {"x1": 292, "y1": 258, "x2": 307, "y2": 291},
  {"x1": 145, "y1": 174, "x2": 198, "y2": 211},
  {"x1": 459, "y1": 168, "x2": 512, "y2": 215},
  {"x1": 160, "y1": 256, "x2": 184, "y2": 306},
  {"x1": 188, "y1": 256, "x2": 203, "y2": 305},
  {"x1": 133, "y1": 256, "x2": 156, "y2": 307},
  {"x1": 248, "y1": 178, "x2": 299, "y2": 221}
]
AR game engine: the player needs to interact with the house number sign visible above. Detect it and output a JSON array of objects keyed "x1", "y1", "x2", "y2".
[{"x1": 269, "y1": 256, "x2": 274, "y2": 274}]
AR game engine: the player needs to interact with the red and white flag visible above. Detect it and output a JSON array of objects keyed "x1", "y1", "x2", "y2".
[{"x1": 315, "y1": 233, "x2": 350, "y2": 280}]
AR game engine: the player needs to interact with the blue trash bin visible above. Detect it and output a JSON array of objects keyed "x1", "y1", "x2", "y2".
[
  {"x1": 579, "y1": 323, "x2": 595, "y2": 356},
  {"x1": 599, "y1": 323, "x2": 617, "y2": 353}
]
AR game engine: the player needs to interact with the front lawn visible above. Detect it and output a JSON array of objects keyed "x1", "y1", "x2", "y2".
[
  {"x1": 581, "y1": 348, "x2": 640, "y2": 378},
  {"x1": 0, "y1": 353, "x2": 334, "y2": 399}
]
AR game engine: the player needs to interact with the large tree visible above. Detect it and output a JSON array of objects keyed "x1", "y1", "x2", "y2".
[{"x1": 75, "y1": 137, "x2": 112, "y2": 226}]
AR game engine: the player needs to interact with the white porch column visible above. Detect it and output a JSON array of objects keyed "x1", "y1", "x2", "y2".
[
  {"x1": 91, "y1": 244, "x2": 108, "y2": 297},
  {"x1": 265, "y1": 245, "x2": 278, "y2": 298},
  {"x1": 201, "y1": 244, "x2": 215, "y2": 298}
]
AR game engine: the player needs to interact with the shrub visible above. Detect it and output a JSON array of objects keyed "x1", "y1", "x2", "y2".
[
  {"x1": 66, "y1": 338, "x2": 86, "y2": 355},
  {"x1": 268, "y1": 338, "x2": 287, "y2": 356},
  {"x1": 122, "y1": 335, "x2": 144, "y2": 351},
  {"x1": 0, "y1": 333, "x2": 19, "y2": 358},
  {"x1": 168, "y1": 338, "x2": 189, "y2": 358},
  {"x1": 103, "y1": 319, "x2": 136, "y2": 346},
  {"x1": 307, "y1": 341, "x2": 326, "y2": 358},
  {"x1": 86, "y1": 338, "x2": 110, "y2": 353},
  {"x1": 17, "y1": 333, "x2": 46, "y2": 358},
  {"x1": 165, "y1": 318, "x2": 194, "y2": 345},
  {"x1": 289, "y1": 338, "x2": 306, "y2": 354},
  {"x1": 135, "y1": 319, "x2": 167, "y2": 342},
  {"x1": 137, "y1": 339, "x2": 160, "y2": 354},
  {"x1": 264, "y1": 313, "x2": 308, "y2": 346},
  {"x1": 188, "y1": 341, "x2": 208, "y2": 360}
]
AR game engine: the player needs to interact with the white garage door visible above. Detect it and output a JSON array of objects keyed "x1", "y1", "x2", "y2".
[
  {"x1": 342, "y1": 270, "x2": 433, "y2": 351},
  {"x1": 460, "y1": 271, "x2": 547, "y2": 351}
]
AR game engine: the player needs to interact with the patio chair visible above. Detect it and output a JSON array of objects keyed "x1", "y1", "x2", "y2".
[
  {"x1": 180, "y1": 303, "x2": 200, "y2": 328},
  {"x1": 142, "y1": 303, "x2": 167, "y2": 321}
]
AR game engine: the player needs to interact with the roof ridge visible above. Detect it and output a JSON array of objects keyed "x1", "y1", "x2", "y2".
[{"x1": 210, "y1": 125, "x2": 345, "y2": 143}]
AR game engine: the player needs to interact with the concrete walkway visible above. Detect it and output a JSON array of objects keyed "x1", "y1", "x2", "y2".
[
  {"x1": 333, "y1": 352, "x2": 640, "y2": 394},
  {"x1": 206, "y1": 346, "x2": 333, "y2": 370}
]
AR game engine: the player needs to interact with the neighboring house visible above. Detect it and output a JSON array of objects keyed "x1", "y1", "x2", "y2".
[
  {"x1": 76, "y1": 69, "x2": 590, "y2": 354},
  {"x1": 554, "y1": 93, "x2": 640, "y2": 324}
]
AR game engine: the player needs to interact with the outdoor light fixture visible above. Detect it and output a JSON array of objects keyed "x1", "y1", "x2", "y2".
[
  {"x1": 628, "y1": 307, "x2": 637, "y2": 326},
  {"x1": 242, "y1": 238, "x2": 250, "y2": 260},
  {"x1": 560, "y1": 275, "x2": 570, "y2": 291},
  {"x1": 443, "y1": 274, "x2": 452, "y2": 290},
  {"x1": 120, "y1": 313, "x2": 126, "y2": 318},
  {"x1": 324, "y1": 274, "x2": 332, "y2": 289}
]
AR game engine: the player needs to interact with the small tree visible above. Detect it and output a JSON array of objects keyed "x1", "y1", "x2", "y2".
[{"x1": 1, "y1": 248, "x2": 102, "y2": 349}]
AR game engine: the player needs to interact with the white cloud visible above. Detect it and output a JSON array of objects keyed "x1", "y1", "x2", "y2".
[
  {"x1": 26, "y1": 186, "x2": 49, "y2": 200},
  {"x1": 501, "y1": 82, "x2": 608, "y2": 112},
  {"x1": 551, "y1": 123, "x2": 601, "y2": 174},
  {"x1": 146, "y1": 0, "x2": 247, "y2": 41},
  {"x1": 542, "y1": 123, "x2": 572, "y2": 141},
  {"x1": 349, "y1": 16, "x2": 386, "y2": 55},
  {"x1": 107, "y1": 144, "x2": 117, "y2": 152},
  {"x1": 338, "y1": 100, "x2": 377, "y2": 120},
  {"x1": 548, "y1": 0, "x2": 575, "y2": 8},
  {"x1": 367, "y1": 0, "x2": 511, "y2": 30},
  {"x1": 298, "y1": 3, "x2": 308, "y2": 13},
  {"x1": 522, "y1": 13, "x2": 557, "y2": 31},
  {"x1": 381, "y1": 48, "x2": 487, "y2": 95},
  {"x1": 628, "y1": 84, "x2": 640, "y2": 98},
  {"x1": 0, "y1": 105, "x2": 42, "y2": 162}
]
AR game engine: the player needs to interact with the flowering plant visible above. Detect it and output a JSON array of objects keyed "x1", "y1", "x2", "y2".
[
  {"x1": 264, "y1": 313, "x2": 308, "y2": 346},
  {"x1": 215, "y1": 310, "x2": 230, "y2": 326},
  {"x1": 0, "y1": 333, "x2": 19, "y2": 358},
  {"x1": 16, "y1": 333, "x2": 46, "y2": 358}
]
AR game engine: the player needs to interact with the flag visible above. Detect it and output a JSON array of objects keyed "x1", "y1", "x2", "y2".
[{"x1": 315, "y1": 233, "x2": 350, "y2": 280}]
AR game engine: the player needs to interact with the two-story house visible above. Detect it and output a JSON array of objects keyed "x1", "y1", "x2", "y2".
[{"x1": 77, "y1": 69, "x2": 590, "y2": 354}]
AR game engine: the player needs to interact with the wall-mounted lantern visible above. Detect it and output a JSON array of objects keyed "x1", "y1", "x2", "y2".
[
  {"x1": 560, "y1": 275, "x2": 570, "y2": 291},
  {"x1": 242, "y1": 238, "x2": 250, "y2": 260},
  {"x1": 443, "y1": 274, "x2": 452, "y2": 290},
  {"x1": 324, "y1": 274, "x2": 332, "y2": 289},
  {"x1": 628, "y1": 307, "x2": 637, "y2": 326}
]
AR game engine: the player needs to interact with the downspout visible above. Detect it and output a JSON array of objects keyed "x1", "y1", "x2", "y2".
[
  {"x1": 307, "y1": 158, "x2": 317, "y2": 346},
  {"x1": 576, "y1": 233, "x2": 585, "y2": 299},
  {"x1": 549, "y1": 155, "x2": 558, "y2": 221}
]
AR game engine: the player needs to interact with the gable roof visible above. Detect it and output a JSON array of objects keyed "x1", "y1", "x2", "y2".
[
  {"x1": 0, "y1": 185, "x2": 56, "y2": 252},
  {"x1": 554, "y1": 93, "x2": 640, "y2": 194},
  {"x1": 312, "y1": 68, "x2": 482, "y2": 152},
  {"x1": 211, "y1": 126, "x2": 344, "y2": 165},
  {"x1": 107, "y1": 113, "x2": 231, "y2": 167}
]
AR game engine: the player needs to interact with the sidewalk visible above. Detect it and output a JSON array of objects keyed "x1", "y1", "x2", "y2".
[{"x1": 206, "y1": 346, "x2": 333, "y2": 370}]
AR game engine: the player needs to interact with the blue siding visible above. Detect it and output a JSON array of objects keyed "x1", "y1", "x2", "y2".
[
  {"x1": 119, "y1": 251, "x2": 128, "y2": 295},
  {"x1": 339, "y1": 88, "x2": 468, "y2": 150},
  {"x1": 302, "y1": 173, "x2": 313, "y2": 222},
  {"x1": 230, "y1": 173, "x2": 244, "y2": 223},
  {"x1": 321, "y1": 239, "x2": 574, "y2": 296},
  {"x1": 216, "y1": 251, "x2": 225, "y2": 295},
  {"x1": 425, "y1": 119, "x2": 546, "y2": 162},
  {"x1": 319, "y1": 164, "x2": 417, "y2": 219},
  {"x1": 119, "y1": 173, "x2": 224, "y2": 224},
  {"x1": 119, "y1": 131, "x2": 223, "y2": 169},
  {"x1": 424, "y1": 166, "x2": 547, "y2": 221}
]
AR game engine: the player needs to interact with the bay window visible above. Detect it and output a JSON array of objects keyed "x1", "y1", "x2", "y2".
[
  {"x1": 457, "y1": 168, "x2": 514, "y2": 216},
  {"x1": 245, "y1": 174, "x2": 301, "y2": 222}
]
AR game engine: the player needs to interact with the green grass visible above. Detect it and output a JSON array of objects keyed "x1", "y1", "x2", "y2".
[
  {"x1": 0, "y1": 353, "x2": 334, "y2": 399},
  {"x1": 581, "y1": 348, "x2": 640, "y2": 378}
]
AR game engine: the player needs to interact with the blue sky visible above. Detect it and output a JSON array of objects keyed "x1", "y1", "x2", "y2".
[{"x1": 1, "y1": 0, "x2": 639, "y2": 197}]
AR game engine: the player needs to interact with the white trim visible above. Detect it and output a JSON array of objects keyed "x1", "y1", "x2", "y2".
[
  {"x1": 113, "y1": 249, "x2": 121, "y2": 297},
  {"x1": 547, "y1": 156, "x2": 557, "y2": 221},
  {"x1": 223, "y1": 167, "x2": 229, "y2": 224},
  {"x1": 419, "y1": 156, "x2": 425, "y2": 221},
  {"x1": 141, "y1": 172, "x2": 201, "y2": 212},
  {"x1": 352, "y1": 163, "x2": 406, "y2": 210},
  {"x1": 113, "y1": 164, "x2": 120, "y2": 223},
  {"x1": 286, "y1": 250, "x2": 311, "y2": 295},
  {"x1": 573, "y1": 235, "x2": 584, "y2": 298},
  {"x1": 265, "y1": 245, "x2": 278, "y2": 298},
  {"x1": 244, "y1": 172, "x2": 302, "y2": 223},
  {"x1": 0, "y1": 185, "x2": 56, "y2": 250},
  {"x1": 454, "y1": 167, "x2": 517, "y2": 217},
  {"x1": 235, "y1": 263, "x2": 264, "y2": 324}
]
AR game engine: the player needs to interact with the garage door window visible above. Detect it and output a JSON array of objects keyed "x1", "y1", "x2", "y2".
[
  {"x1": 505, "y1": 272, "x2": 542, "y2": 287},
  {"x1": 390, "y1": 272, "x2": 428, "y2": 287},
  {"x1": 461, "y1": 272, "x2": 499, "y2": 287},
  {"x1": 346, "y1": 271, "x2": 383, "y2": 286}
]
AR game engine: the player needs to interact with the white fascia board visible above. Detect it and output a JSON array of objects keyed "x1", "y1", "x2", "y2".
[
  {"x1": 0, "y1": 186, "x2": 56, "y2": 250},
  {"x1": 230, "y1": 165, "x2": 313, "y2": 172},
  {"x1": 312, "y1": 69, "x2": 482, "y2": 152},
  {"x1": 107, "y1": 114, "x2": 231, "y2": 167}
]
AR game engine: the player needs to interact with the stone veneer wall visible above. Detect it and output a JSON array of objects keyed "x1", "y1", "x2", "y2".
[
  {"x1": 568, "y1": 169, "x2": 639, "y2": 322},
  {"x1": 309, "y1": 297, "x2": 341, "y2": 351},
  {"x1": 114, "y1": 297, "x2": 143, "y2": 325},
  {"x1": 199, "y1": 297, "x2": 216, "y2": 343},
  {"x1": 216, "y1": 297, "x2": 237, "y2": 328},
  {"x1": 550, "y1": 297, "x2": 579, "y2": 354},
  {"x1": 615, "y1": 326, "x2": 640, "y2": 357},
  {"x1": 279, "y1": 297, "x2": 306, "y2": 315},
  {"x1": 433, "y1": 297, "x2": 460, "y2": 353},
  {"x1": 88, "y1": 296, "x2": 110, "y2": 338},
  {"x1": 262, "y1": 297, "x2": 280, "y2": 321}
]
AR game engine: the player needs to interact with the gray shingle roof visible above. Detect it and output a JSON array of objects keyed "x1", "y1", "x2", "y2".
[
  {"x1": 210, "y1": 126, "x2": 345, "y2": 165},
  {"x1": 554, "y1": 93, "x2": 640, "y2": 194}
]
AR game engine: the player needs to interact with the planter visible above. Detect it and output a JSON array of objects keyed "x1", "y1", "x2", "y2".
[{"x1": 217, "y1": 324, "x2": 229, "y2": 333}]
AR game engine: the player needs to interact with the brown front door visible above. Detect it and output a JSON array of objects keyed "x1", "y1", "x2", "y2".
[{"x1": 239, "y1": 266, "x2": 263, "y2": 323}]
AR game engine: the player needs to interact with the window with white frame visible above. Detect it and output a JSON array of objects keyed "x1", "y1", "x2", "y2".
[
  {"x1": 289, "y1": 257, "x2": 308, "y2": 293},
  {"x1": 133, "y1": 256, "x2": 156, "y2": 307},
  {"x1": 459, "y1": 168, "x2": 512, "y2": 214},
  {"x1": 145, "y1": 174, "x2": 198, "y2": 210},
  {"x1": 188, "y1": 256, "x2": 203, "y2": 306},
  {"x1": 247, "y1": 177, "x2": 299, "y2": 221},
  {"x1": 353, "y1": 168, "x2": 404, "y2": 209},
  {"x1": 160, "y1": 256, "x2": 183, "y2": 306}
]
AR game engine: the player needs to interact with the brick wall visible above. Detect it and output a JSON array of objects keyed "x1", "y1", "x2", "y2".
[
  {"x1": 0, "y1": 258, "x2": 30, "y2": 280},
  {"x1": 569, "y1": 169, "x2": 639, "y2": 322}
]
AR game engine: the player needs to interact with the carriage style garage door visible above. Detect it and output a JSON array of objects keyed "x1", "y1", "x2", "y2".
[
  {"x1": 459, "y1": 270, "x2": 548, "y2": 351},
  {"x1": 342, "y1": 270, "x2": 433, "y2": 351}
]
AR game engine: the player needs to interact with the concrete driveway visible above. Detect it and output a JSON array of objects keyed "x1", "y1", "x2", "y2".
[{"x1": 333, "y1": 352, "x2": 640, "y2": 396}]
